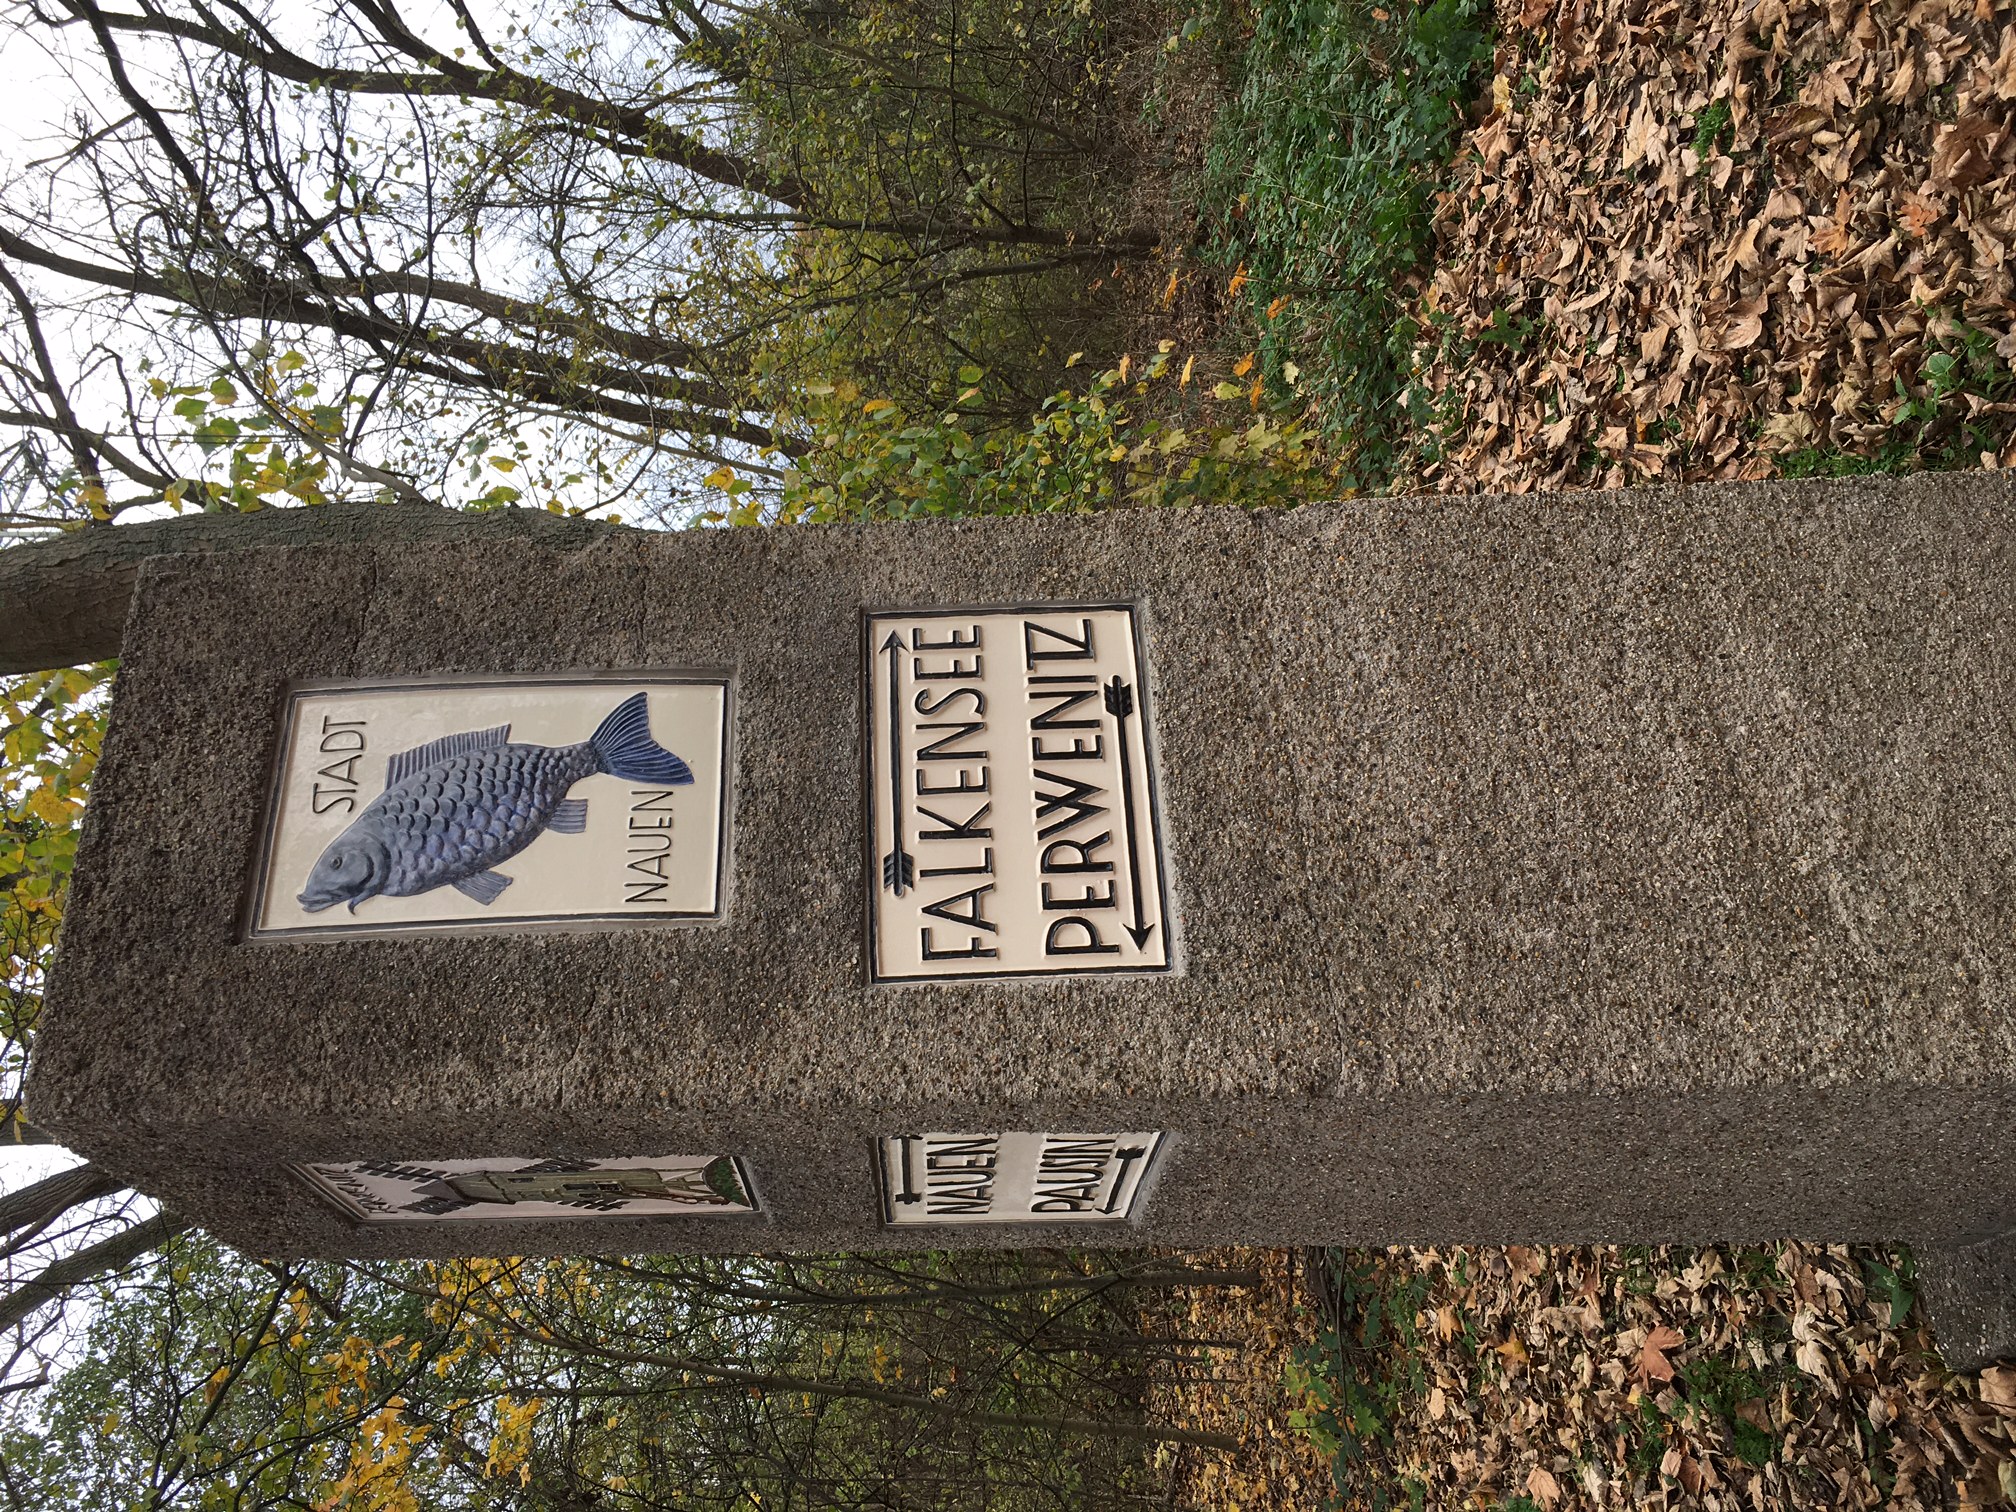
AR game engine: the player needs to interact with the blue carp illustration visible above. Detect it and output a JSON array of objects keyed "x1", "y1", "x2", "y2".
[{"x1": 297, "y1": 692, "x2": 693, "y2": 913}]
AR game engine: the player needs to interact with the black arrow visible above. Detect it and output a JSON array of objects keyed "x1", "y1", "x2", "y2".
[
  {"x1": 1103, "y1": 676, "x2": 1153, "y2": 949},
  {"x1": 880, "y1": 632, "x2": 915, "y2": 895},
  {"x1": 894, "y1": 1135, "x2": 922, "y2": 1205},
  {"x1": 1101, "y1": 1145, "x2": 1147, "y2": 1214}
]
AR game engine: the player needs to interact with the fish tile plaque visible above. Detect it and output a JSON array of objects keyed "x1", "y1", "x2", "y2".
[
  {"x1": 866, "y1": 606, "x2": 1171, "y2": 981},
  {"x1": 298, "y1": 1154, "x2": 757, "y2": 1223},
  {"x1": 877, "y1": 1132, "x2": 1164, "y2": 1225},
  {"x1": 250, "y1": 676, "x2": 728, "y2": 938}
]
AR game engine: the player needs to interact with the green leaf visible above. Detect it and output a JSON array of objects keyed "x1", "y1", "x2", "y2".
[{"x1": 193, "y1": 416, "x2": 241, "y2": 453}]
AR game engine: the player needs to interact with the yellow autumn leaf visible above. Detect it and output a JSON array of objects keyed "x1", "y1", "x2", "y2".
[{"x1": 24, "y1": 785, "x2": 76, "y2": 825}]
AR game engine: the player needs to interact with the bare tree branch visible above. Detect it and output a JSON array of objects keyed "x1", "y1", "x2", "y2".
[
  {"x1": 0, "y1": 228, "x2": 784, "y2": 451},
  {"x1": 51, "y1": 0, "x2": 815, "y2": 209}
]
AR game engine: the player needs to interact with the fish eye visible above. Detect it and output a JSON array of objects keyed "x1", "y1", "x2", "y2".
[{"x1": 331, "y1": 856, "x2": 346, "y2": 870}]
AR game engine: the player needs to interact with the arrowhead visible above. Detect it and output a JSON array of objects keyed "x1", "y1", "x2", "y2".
[
  {"x1": 881, "y1": 631, "x2": 906, "y2": 652},
  {"x1": 1125, "y1": 923, "x2": 1154, "y2": 949}
]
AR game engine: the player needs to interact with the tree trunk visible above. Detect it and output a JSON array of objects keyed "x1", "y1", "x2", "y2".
[
  {"x1": 0, "y1": 503, "x2": 634, "y2": 675},
  {"x1": 0, "y1": 1164, "x2": 120, "y2": 1238},
  {"x1": 546, "y1": 1337, "x2": 1239, "y2": 1452},
  {"x1": 0, "y1": 1211, "x2": 187, "y2": 1332}
]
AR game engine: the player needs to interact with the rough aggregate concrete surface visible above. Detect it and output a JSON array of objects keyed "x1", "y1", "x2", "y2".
[
  {"x1": 26, "y1": 473, "x2": 2016, "y2": 1259},
  {"x1": 1921, "y1": 1228, "x2": 2016, "y2": 1371}
]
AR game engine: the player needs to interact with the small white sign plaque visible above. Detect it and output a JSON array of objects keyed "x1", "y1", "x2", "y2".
[
  {"x1": 298, "y1": 1154, "x2": 758, "y2": 1223},
  {"x1": 251, "y1": 675, "x2": 728, "y2": 938},
  {"x1": 866, "y1": 605, "x2": 1171, "y2": 981},
  {"x1": 876, "y1": 1131, "x2": 1164, "y2": 1225}
]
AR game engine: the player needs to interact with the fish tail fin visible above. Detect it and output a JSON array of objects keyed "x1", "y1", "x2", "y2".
[{"x1": 590, "y1": 692, "x2": 694, "y2": 785}]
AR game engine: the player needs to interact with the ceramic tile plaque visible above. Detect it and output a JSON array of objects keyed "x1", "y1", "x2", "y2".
[
  {"x1": 866, "y1": 605, "x2": 1171, "y2": 981},
  {"x1": 250, "y1": 675, "x2": 728, "y2": 939},
  {"x1": 298, "y1": 1154, "x2": 758, "y2": 1223},
  {"x1": 877, "y1": 1132, "x2": 1165, "y2": 1225}
]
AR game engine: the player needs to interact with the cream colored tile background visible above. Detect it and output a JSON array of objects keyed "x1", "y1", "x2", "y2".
[
  {"x1": 877, "y1": 1131, "x2": 1163, "y2": 1224},
  {"x1": 298, "y1": 1154, "x2": 755, "y2": 1223},
  {"x1": 253, "y1": 678, "x2": 726, "y2": 937},
  {"x1": 867, "y1": 607, "x2": 1169, "y2": 980}
]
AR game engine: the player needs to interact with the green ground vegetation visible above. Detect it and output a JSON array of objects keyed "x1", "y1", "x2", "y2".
[
  {"x1": 1190, "y1": 0, "x2": 1493, "y2": 488},
  {"x1": 730, "y1": 0, "x2": 1500, "y2": 519},
  {"x1": 1280, "y1": 1244, "x2": 1982, "y2": 1512},
  {"x1": 1776, "y1": 314, "x2": 2014, "y2": 479}
]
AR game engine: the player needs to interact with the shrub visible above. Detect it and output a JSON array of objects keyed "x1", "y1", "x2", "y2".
[{"x1": 705, "y1": 347, "x2": 1334, "y2": 523}]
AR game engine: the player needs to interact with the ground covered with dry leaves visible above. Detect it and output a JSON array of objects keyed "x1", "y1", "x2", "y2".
[
  {"x1": 1151, "y1": 1245, "x2": 2015, "y2": 1510},
  {"x1": 1397, "y1": 0, "x2": 2016, "y2": 490},
  {"x1": 1145, "y1": 1249, "x2": 1335, "y2": 1509},
  {"x1": 1138, "y1": 1, "x2": 2016, "y2": 1506}
]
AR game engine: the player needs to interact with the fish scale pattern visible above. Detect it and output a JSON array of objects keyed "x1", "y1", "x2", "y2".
[{"x1": 368, "y1": 742, "x2": 600, "y2": 896}]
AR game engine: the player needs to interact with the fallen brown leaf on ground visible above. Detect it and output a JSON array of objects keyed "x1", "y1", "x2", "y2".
[
  {"x1": 1144, "y1": 1248, "x2": 1334, "y2": 1510},
  {"x1": 1636, "y1": 1322, "x2": 1686, "y2": 1386},
  {"x1": 1151, "y1": 1244, "x2": 2011, "y2": 1510},
  {"x1": 1396, "y1": 0, "x2": 2016, "y2": 492}
]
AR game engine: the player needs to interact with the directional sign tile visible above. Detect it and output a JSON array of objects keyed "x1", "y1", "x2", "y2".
[
  {"x1": 876, "y1": 1132, "x2": 1164, "y2": 1225},
  {"x1": 865, "y1": 606, "x2": 1172, "y2": 981}
]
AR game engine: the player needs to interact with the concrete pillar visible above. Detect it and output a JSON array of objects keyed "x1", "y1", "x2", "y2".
[{"x1": 23, "y1": 474, "x2": 2013, "y2": 1356}]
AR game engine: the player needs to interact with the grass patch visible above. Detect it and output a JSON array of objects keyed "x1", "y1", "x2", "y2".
[
  {"x1": 1689, "y1": 98, "x2": 1734, "y2": 162},
  {"x1": 1776, "y1": 315, "x2": 2013, "y2": 480},
  {"x1": 1860, "y1": 1250, "x2": 1917, "y2": 1329},
  {"x1": 1194, "y1": 0, "x2": 1493, "y2": 487},
  {"x1": 1678, "y1": 1355, "x2": 1779, "y2": 1467}
]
